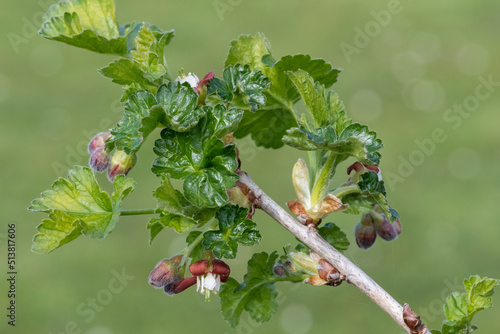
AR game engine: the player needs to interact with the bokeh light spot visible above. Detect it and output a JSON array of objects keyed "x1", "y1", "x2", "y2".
[{"x1": 402, "y1": 80, "x2": 445, "y2": 112}]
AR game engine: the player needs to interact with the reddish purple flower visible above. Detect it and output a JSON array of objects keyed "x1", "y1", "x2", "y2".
[
  {"x1": 347, "y1": 161, "x2": 382, "y2": 181},
  {"x1": 175, "y1": 259, "x2": 230, "y2": 301},
  {"x1": 89, "y1": 147, "x2": 110, "y2": 172},
  {"x1": 88, "y1": 132, "x2": 111, "y2": 154}
]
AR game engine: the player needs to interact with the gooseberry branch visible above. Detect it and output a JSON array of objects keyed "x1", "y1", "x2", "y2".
[{"x1": 238, "y1": 172, "x2": 431, "y2": 334}]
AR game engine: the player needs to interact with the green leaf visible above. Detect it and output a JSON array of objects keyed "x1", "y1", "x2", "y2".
[
  {"x1": 99, "y1": 58, "x2": 158, "y2": 90},
  {"x1": 438, "y1": 276, "x2": 499, "y2": 333},
  {"x1": 208, "y1": 64, "x2": 271, "y2": 110},
  {"x1": 148, "y1": 177, "x2": 216, "y2": 243},
  {"x1": 287, "y1": 69, "x2": 329, "y2": 128},
  {"x1": 337, "y1": 171, "x2": 398, "y2": 221},
  {"x1": 318, "y1": 223, "x2": 350, "y2": 253},
  {"x1": 156, "y1": 82, "x2": 205, "y2": 132},
  {"x1": 130, "y1": 24, "x2": 174, "y2": 80},
  {"x1": 98, "y1": 23, "x2": 174, "y2": 94},
  {"x1": 234, "y1": 108, "x2": 297, "y2": 149},
  {"x1": 152, "y1": 106, "x2": 240, "y2": 207},
  {"x1": 31, "y1": 210, "x2": 84, "y2": 254},
  {"x1": 147, "y1": 213, "x2": 197, "y2": 237},
  {"x1": 202, "y1": 205, "x2": 261, "y2": 259},
  {"x1": 105, "y1": 90, "x2": 164, "y2": 154},
  {"x1": 220, "y1": 251, "x2": 279, "y2": 327},
  {"x1": 29, "y1": 166, "x2": 136, "y2": 253},
  {"x1": 39, "y1": 0, "x2": 133, "y2": 55},
  {"x1": 224, "y1": 34, "x2": 340, "y2": 148},
  {"x1": 283, "y1": 123, "x2": 382, "y2": 165},
  {"x1": 186, "y1": 231, "x2": 204, "y2": 260},
  {"x1": 225, "y1": 35, "x2": 340, "y2": 108}
]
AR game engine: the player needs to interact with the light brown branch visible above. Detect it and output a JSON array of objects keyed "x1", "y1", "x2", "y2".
[{"x1": 238, "y1": 172, "x2": 430, "y2": 334}]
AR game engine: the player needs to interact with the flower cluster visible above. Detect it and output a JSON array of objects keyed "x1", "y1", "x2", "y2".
[
  {"x1": 354, "y1": 209, "x2": 402, "y2": 249},
  {"x1": 149, "y1": 256, "x2": 230, "y2": 301},
  {"x1": 88, "y1": 132, "x2": 137, "y2": 181}
]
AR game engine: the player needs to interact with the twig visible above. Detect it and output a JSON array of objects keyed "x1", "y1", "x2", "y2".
[{"x1": 238, "y1": 172, "x2": 431, "y2": 334}]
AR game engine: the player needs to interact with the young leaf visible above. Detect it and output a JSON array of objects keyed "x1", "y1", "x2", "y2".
[
  {"x1": 99, "y1": 58, "x2": 159, "y2": 90},
  {"x1": 283, "y1": 123, "x2": 383, "y2": 165},
  {"x1": 156, "y1": 82, "x2": 205, "y2": 132},
  {"x1": 225, "y1": 34, "x2": 340, "y2": 109},
  {"x1": 295, "y1": 223, "x2": 349, "y2": 253},
  {"x1": 152, "y1": 106, "x2": 241, "y2": 207},
  {"x1": 220, "y1": 251, "x2": 279, "y2": 327},
  {"x1": 202, "y1": 205, "x2": 261, "y2": 259},
  {"x1": 339, "y1": 171, "x2": 399, "y2": 221},
  {"x1": 224, "y1": 34, "x2": 340, "y2": 148},
  {"x1": 233, "y1": 108, "x2": 298, "y2": 149},
  {"x1": 130, "y1": 24, "x2": 174, "y2": 80},
  {"x1": 148, "y1": 177, "x2": 216, "y2": 243},
  {"x1": 99, "y1": 23, "x2": 174, "y2": 94},
  {"x1": 436, "y1": 276, "x2": 499, "y2": 334},
  {"x1": 39, "y1": 0, "x2": 133, "y2": 55},
  {"x1": 29, "y1": 166, "x2": 136, "y2": 253},
  {"x1": 147, "y1": 213, "x2": 197, "y2": 239},
  {"x1": 318, "y1": 223, "x2": 350, "y2": 252},
  {"x1": 105, "y1": 90, "x2": 164, "y2": 154},
  {"x1": 287, "y1": 69, "x2": 329, "y2": 129},
  {"x1": 208, "y1": 64, "x2": 271, "y2": 110}
]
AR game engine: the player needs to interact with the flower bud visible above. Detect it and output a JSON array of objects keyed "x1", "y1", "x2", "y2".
[
  {"x1": 273, "y1": 264, "x2": 287, "y2": 277},
  {"x1": 394, "y1": 219, "x2": 402, "y2": 235},
  {"x1": 288, "y1": 252, "x2": 318, "y2": 275},
  {"x1": 88, "y1": 132, "x2": 111, "y2": 154},
  {"x1": 375, "y1": 216, "x2": 398, "y2": 241},
  {"x1": 292, "y1": 159, "x2": 311, "y2": 208},
  {"x1": 354, "y1": 221, "x2": 377, "y2": 249},
  {"x1": 149, "y1": 255, "x2": 183, "y2": 288},
  {"x1": 197, "y1": 71, "x2": 214, "y2": 104},
  {"x1": 89, "y1": 147, "x2": 110, "y2": 172},
  {"x1": 107, "y1": 150, "x2": 137, "y2": 181}
]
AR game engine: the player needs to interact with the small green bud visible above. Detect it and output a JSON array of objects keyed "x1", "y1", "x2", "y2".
[{"x1": 107, "y1": 150, "x2": 137, "y2": 181}]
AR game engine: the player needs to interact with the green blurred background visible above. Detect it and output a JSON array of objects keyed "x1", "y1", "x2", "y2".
[{"x1": 1, "y1": 0, "x2": 500, "y2": 333}]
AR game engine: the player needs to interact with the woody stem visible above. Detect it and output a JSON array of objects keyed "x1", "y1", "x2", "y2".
[{"x1": 238, "y1": 172, "x2": 430, "y2": 334}]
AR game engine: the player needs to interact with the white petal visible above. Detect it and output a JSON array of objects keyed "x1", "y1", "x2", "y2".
[
  {"x1": 200, "y1": 275, "x2": 205, "y2": 293},
  {"x1": 204, "y1": 273, "x2": 218, "y2": 291},
  {"x1": 196, "y1": 276, "x2": 201, "y2": 292},
  {"x1": 215, "y1": 275, "x2": 221, "y2": 293},
  {"x1": 177, "y1": 73, "x2": 199, "y2": 89}
]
